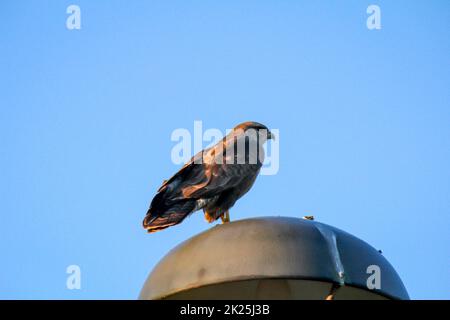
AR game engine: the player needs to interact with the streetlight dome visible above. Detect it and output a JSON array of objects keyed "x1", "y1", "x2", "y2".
[{"x1": 140, "y1": 216, "x2": 409, "y2": 300}]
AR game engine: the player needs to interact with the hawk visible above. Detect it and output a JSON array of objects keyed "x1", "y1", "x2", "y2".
[{"x1": 143, "y1": 121, "x2": 274, "y2": 233}]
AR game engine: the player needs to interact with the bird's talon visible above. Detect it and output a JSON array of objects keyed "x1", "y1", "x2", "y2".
[{"x1": 221, "y1": 210, "x2": 230, "y2": 224}]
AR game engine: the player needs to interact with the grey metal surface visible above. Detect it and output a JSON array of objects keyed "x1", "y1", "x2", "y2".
[
  {"x1": 139, "y1": 216, "x2": 409, "y2": 300},
  {"x1": 160, "y1": 279, "x2": 390, "y2": 300}
]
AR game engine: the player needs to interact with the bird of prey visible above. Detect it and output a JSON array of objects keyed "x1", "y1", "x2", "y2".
[{"x1": 143, "y1": 121, "x2": 274, "y2": 233}]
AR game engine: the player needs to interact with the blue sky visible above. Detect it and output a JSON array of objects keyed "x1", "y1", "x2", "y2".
[{"x1": 0, "y1": 1, "x2": 449, "y2": 299}]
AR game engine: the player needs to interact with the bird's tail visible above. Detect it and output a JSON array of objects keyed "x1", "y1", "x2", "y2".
[{"x1": 143, "y1": 191, "x2": 197, "y2": 233}]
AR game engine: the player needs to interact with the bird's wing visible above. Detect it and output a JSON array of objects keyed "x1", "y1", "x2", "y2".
[
  {"x1": 156, "y1": 136, "x2": 259, "y2": 200},
  {"x1": 155, "y1": 148, "x2": 210, "y2": 196},
  {"x1": 143, "y1": 151, "x2": 208, "y2": 232},
  {"x1": 144, "y1": 135, "x2": 262, "y2": 232},
  {"x1": 179, "y1": 139, "x2": 262, "y2": 199}
]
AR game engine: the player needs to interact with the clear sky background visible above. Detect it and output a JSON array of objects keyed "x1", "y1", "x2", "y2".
[{"x1": 0, "y1": 1, "x2": 449, "y2": 299}]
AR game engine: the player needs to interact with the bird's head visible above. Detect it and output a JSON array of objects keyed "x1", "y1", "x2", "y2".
[{"x1": 233, "y1": 121, "x2": 275, "y2": 142}]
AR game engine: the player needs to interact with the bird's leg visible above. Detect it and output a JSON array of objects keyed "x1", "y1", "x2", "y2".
[{"x1": 220, "y1": 210, "x2": 230, "y2": 224}]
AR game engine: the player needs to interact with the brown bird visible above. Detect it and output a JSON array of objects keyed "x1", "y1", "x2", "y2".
[{"x1": 143, "y1": 121, "x2": 274, "y2": 233}]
